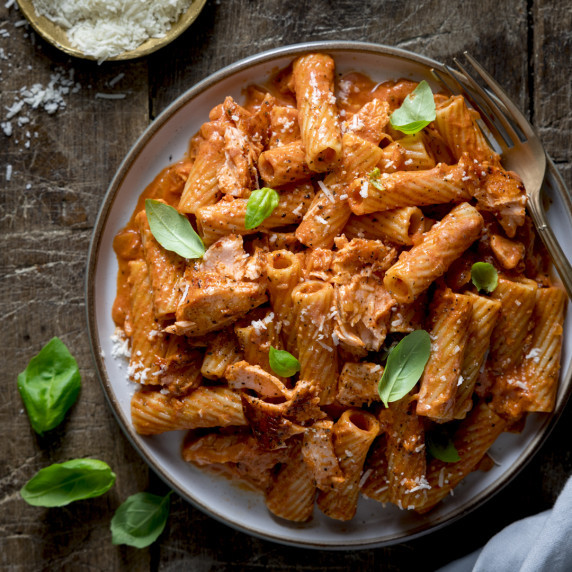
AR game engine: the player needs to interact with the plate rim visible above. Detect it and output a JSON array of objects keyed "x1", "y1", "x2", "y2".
[{"x1": 85, "y1": 40, "x2": 572, "y2": 549}]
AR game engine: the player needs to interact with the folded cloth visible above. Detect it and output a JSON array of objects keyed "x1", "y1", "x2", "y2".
[{"x1": 437, "y1": 475, "x2": 572, "y2": 572}]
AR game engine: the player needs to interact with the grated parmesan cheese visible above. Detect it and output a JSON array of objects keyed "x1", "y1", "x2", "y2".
[
  {"x1": 406, "y1": 475, "x2": 431, "y2": 494},
  {"x1": 1, "y1": 121, "x2": 12, "y2": 136},
  {"x1": 95, "y1": 92, "x2": 126, "y2": 100},
  {"x1": 110, "y1": 327, "x2": 131, "y2": 360},
  {"x1": 1, "y1": 68, "x2": 81, "y2": 141},
  {"x1": 31, "y1": 0, "x2": 193, "y2": 61},
  {"x1": 316, "y1": 340, "x2": 333, "y2": 352},
  {"x1": 317, "y1": 180, "x2": 335, "y2": 203},
  {"x1": 438, "y1": 467, "x2": 446, "y2": 488},
  {"x1": 358, "y1": 469, "x2": 372, "y2": 489},
  {"x1": 108, "y1": 72, "x2": 125, "y2": 87},
  {"x1": 291, "y1": 203, "x2": 304, "y2": 217}
]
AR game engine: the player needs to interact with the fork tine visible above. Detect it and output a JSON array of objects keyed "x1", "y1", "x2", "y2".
[
  {"x1": 461, "y1": 53, "x2": 534, "y2": 141},
  {"x1": 430, "y1": 68, "x2": 461, "y2": 96},
  {"x1": 434, "y1": 64, "x2": 509, "y2": 153},
  {"x1": 453, "y1": 57, "x2": 523, "y2": 148}
]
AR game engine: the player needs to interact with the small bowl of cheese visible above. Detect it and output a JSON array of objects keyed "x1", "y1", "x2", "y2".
[{"x1": 16, "y1": 0, "x2": 207, "y2": 62}]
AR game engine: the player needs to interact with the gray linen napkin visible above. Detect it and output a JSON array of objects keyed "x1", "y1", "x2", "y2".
[{"x1": 437, "y1": 475, "x2": 572, "y2": 571}]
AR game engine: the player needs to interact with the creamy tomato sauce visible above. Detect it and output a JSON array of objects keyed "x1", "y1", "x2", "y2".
[
  {"x1": 111, "y1": 70, "x2": 421, "y2": 329},
  {"x1": 112, "y1": 161, "x2": 192, "y2": 327}
]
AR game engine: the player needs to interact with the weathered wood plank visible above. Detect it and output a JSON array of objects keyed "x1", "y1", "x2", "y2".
[
  {"x1": 534, "y1": 0, "x2": 572, "y2": 189},
  {"x1": 0, "y1": 3, "x2": 152, "y2": 570}
]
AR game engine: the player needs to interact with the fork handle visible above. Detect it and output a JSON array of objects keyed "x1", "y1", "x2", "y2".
[{"x1": 527, "y1": 176, "x2": 572, "y2": 300}]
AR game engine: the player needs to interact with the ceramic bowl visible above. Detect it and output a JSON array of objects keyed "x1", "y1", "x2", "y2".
[{"x1": 86, "y1": 42, "x2": 572, "y2": 549}]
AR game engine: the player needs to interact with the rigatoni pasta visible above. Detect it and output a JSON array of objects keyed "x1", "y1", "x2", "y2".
[
  {"x1": 416, "y1": 288, "x2": 473, "y2": 422},
  {"x1": 111, "y1": 52, "x2": 567, "y2": 524},
  {"x1": 383, "y1": 202, "x2": 484, "y2": 303},
  {"x1": 292, "y1": 53, "x2": 343, "y2": 172}
]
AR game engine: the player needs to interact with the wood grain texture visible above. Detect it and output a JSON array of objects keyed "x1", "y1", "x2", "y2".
[
  {"x1": 0, "y1": 0, "x2": 570, "y2": 570},
  {"x1": 534, "y1": 0, "x2": 572, "y2": 189}
]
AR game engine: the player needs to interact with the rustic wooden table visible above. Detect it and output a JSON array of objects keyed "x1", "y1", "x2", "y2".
[{"x1": 1, "y1": 0, "x2": 571, "y2": 570}]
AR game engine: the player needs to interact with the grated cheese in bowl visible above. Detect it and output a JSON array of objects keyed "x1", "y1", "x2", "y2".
[{"x1": 31, "y1": 0, "x2": 193, "y2": 61}]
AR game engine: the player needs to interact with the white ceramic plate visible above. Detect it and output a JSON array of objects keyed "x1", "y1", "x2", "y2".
[{"x1": 86, "y1": 42, "x2": 572, "y2": 549}]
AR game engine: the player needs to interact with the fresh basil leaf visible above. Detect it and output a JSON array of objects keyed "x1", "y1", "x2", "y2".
[
  {"x1": 426, "y1": 431, "x2": 461, "y2": 463},
  {"x1": 111, "y1": 491, "x2": 173, "y2": 548},
  {"x1": 20, "y1": 459, "x2": 116, "y2": 507},
  {"x1": 245, "y1": 187, "x2": 279, "y2": 230},
  {"x1": 145, "y1": 199, "x2": 205, "y2": 259},
  {"x1": 269, "y1": 346, "x2": 300, "y2": 378},
  {"x1": 389, "y1": 80, "x2": 436, "y2": 135},
  {"x1": 17, "y1": 337, "x2": 81, "y2": 435},
  {"x1": 378, "y1": 330, "x2": 431, "y2": 407},
  {"x1": 471, "y1": 262, "x2": 499, "y2": 293},
  {"x1": 368, "y1": 167, "x2": 384, "y2": 191}
]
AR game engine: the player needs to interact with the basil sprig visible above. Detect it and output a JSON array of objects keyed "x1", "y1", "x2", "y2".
[
  {"x1": 471, "y1": 262, "x2": 499, "y2": 293},
  {"x1": 269, "y1": 346, "x2": 300, "y2": 378},
  {"x1": 378, "y1": 330, "x2": 431, "y2": 407},
  {"x1": 390, "y1": 80, "x2": 436, "y2": 135},
  {"x1": 245, "y1": 187, "x2": 279, "y2": 229},
  {"x1": 368, "y1": 167, "x2": 384, "y2": 191},
  {"x1": 20, "y1": 459, "x2": 116, "y2": 507},
  {"x1": 111, "y1": 491, "x2": 173, "y2": 548},
  {"x1": 426, "y1": 431, "x2": 461, "y2": 463},
  {"x1": 145, "y1": 199, "x2": 205, "y2": 259},
  {"x1": 17, "y1": 337, "x2": 81, "y2": 435}
]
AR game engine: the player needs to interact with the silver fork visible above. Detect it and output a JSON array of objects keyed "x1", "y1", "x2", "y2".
[{"x1": 431, "y1": 52, "x2": 572, "y2": 299}]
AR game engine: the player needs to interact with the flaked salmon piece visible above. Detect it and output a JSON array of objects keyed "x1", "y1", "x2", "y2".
[
  {"x1": 200, "y1": 234, "x2": 254, "y2": 281},
  {"x1": 154, "y1": 338, "x2": 203, "y2": 396},
  {"x1": 241, "y1": 393, "x2": 306, "y2": 450},
  {"x1": 342, "y1": 99, "x2": 390, "y2": 145},
  {"x1": 217, "y1": 95, "x2": 274, "y2": 197},
  {"x1": 490, "y1": 233, "x2": 525, "y2": 270},
  {"x1": 168, "y1": 235, "x2": 267, "y2": 337},
  {"x1": 333, "y1": 320, "x2": 369, "y2": 356},
  {"x1": 218, "y1": 125, "x2": 256, "y2": 197},
  {"x1": 334, "y1": 274, "x2": 395, "y2": 352},
  {"x1": 303, "y1": 238, "x2": 397, "y2": 284},
  {"x1": 226, "y1": 361, "x2": 292, "y2": 399},
  {"x1": 332, "y1": 237, "x2": 397, "y2": 282},
  {"x1": 282, "y1": 379, "x2": 327, "y2": 424},
  {"x1": 168, "y1": 273, "x2": 267, "y2": 337},
  {"x1": 183, "y1": 430, "x2": 284, "y2": 466},
  {"x1": 240, "y1": 379, "x2": 326, "y2": 450},
  {"x1": 302, "y1": 420, "x2": 345, "y2": 490},
  {"x1": 473, "y1": 163, "x2": 527, "y2": 238},
  {"x1": 304, "y1": 247, "x2": 334, "y2": 281},
  {"x1": 182, "y1": 429, "x2": 287, "y2": 491}
]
